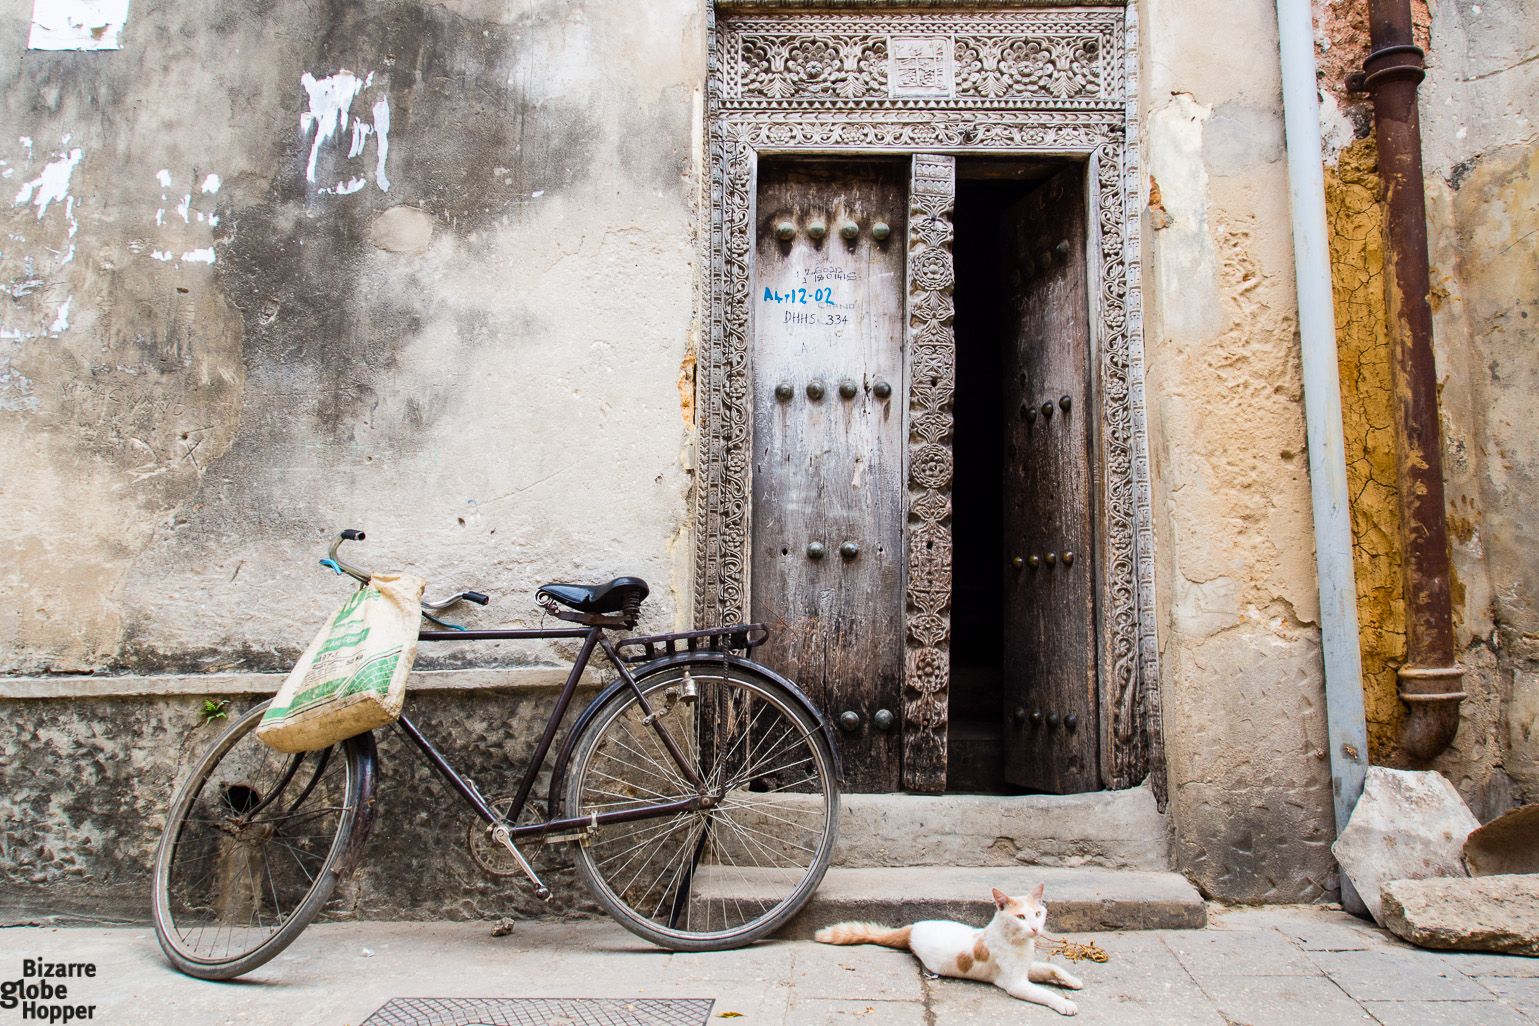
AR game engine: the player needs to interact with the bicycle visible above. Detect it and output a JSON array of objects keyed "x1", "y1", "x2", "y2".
[{"x1": 151, "y1": 529, "x2": 842, "y2": 980}]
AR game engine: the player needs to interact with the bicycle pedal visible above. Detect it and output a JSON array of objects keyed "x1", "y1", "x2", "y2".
[{"x1": 491, "y1": 824, "x2": 551, "y2": 900}]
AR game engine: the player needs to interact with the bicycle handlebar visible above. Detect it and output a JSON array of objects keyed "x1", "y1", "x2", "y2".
[{"x1": 326, "y1": 529, "x2": 491, "y2": 611}]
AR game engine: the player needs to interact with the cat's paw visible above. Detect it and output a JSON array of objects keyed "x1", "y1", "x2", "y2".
[
  {"x1": 1061, "y1": 972, "x2": 1084, "y2": 990},
  {"x1": 1054, "y1": 999, "x2": 1079, "y2": 1016}
]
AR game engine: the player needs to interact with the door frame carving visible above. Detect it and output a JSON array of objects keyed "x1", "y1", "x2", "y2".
[{"x1": 697, "y1": 0, "x2": 1163, "y2": 799}]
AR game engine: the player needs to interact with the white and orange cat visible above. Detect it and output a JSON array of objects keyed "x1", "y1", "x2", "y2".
[{"x1": 814, "y1": 884, "x2": 1084, "y2": 1016}]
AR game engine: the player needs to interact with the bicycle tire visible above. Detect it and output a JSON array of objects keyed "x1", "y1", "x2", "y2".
[
  {"x1": 151, "y1": 701, "x2": 367, "y2": 980},
  {"x1": 565, "y1": 660, "x2": 839, "y2": 951}
]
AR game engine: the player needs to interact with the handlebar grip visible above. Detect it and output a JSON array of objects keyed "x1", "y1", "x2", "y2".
[
  {"x1": 340, "y1": 529, "x2": 366, "y2": 541},
  {"x1": 463, "y1": 591, "x2": 490, "y2": 606}
]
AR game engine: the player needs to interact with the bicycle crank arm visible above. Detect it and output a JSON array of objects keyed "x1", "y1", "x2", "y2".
[{"x1": 490, "y1": 824, "x2": 552, "y2": 901}]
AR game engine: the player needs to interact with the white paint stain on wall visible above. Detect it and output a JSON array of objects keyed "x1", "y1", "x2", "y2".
[
  {"x1": 47, "y1": 296, "x2": 71, "y2": 336},
  {"x1": 28, "y1": 0, "x2": 129, "y2": 51},
  {"x1": 12, "y1": 148, "x2": 82, "y2": 219},
  {"x1": 144, "y1": 168, "x2": 222, "y2": 265},
  {"x1": 372, "y1": 96, "x2": 391, "y2": 193},
  {"x1": 301, "y1": 71, "x2": 364, "y2": 184},
  {"x1": 299, "y1": 71, "x2": 392, "y2": 196}
]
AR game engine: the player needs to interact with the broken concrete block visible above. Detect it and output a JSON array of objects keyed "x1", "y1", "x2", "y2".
[
  {"x1": 1381, "y1": 874, "x2": 1539, "y2": 957},
  {"x1": 1464, "y1": 803, "x2": 1539, "y2": 877},
  {"x1": 1331, "y1": 767, "x2": 1480, "y2": 926}
]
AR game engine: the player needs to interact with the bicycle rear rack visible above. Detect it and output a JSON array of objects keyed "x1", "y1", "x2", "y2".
[{"x1": 613, "y1": 623, "x2": 769, "y2": 664}]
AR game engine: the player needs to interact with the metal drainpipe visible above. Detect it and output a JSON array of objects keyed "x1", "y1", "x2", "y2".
[
  {"x1": 1348, "y1": 0, "x2": 1466, "y2": 760},
  {"x1": 1275, "y1": 0, "x2": 1371, "y2": 916}
]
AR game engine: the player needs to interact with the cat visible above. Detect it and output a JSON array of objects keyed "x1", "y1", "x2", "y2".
[{"x1": 814, "y1": 883, "x2": 1083, "y2": 1016}]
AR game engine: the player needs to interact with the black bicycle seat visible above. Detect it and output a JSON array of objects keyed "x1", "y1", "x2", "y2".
[{"x1": 537, "y1": 577, "x2": 650, "y2": 614}]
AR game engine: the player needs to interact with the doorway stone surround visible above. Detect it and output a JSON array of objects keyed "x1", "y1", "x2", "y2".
[{"x1": 695, "y1": 0, "x2": 1162, "y2": 796}]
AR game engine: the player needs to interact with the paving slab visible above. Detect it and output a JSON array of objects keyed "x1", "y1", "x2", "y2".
[
  {"x1": 787, "y1": 942, "x2": 921, "y2": 1001},
  {"x1": 1, "y1": 907, "x2": 1532, "y2": 1026},
  {"x1": 1359, "y1": 998, "x2": 1533, "y2": 1026},
  {"x1": 1218, "y1": 904, "x2": 1400, "y2": 951},
  {"x1": 770, "y1": 866, "x2": 1206, "y2": 939},
  {"x1": 1194, "y1": 974, "x2": 1368, "y2": 1026},
  {"x1": 1437, "y1": 951, "x2": 1539, "y2": 978},
  {"x1": 925, "y1": 974, "x2": 1061, "y2": 1026},
  {"x1": 1163, "y1": 926, "x2": 1322, "y2": 979},
  {"x1": 1306, "y1": 948, "x2": 1498, "y2": 1002},
  {"x1": 785, "y1": 997, "x2": 929, "y2": 1025},
  {"x1": 1484, "y1": 978, "x2": 1539, "y2": 1019}
]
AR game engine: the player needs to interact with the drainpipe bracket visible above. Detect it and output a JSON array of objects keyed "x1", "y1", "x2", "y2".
[{"x1": 1357, "y1": 43, "x2": 1426, "y2": 92}]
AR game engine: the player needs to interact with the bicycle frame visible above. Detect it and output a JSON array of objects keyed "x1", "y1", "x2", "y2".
[{"x1": 398, "y1": 624, "x2": 706, "y2": 843}]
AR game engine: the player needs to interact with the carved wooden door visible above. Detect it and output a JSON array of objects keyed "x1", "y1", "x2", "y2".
[
  {"x1": 750, "y1": 159, "x2": 907, "y2": 792},
  {"x1": 1000, "y1": 165, "x2": 1100, "y2": 794}
]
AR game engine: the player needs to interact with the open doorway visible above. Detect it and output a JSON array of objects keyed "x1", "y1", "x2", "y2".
[{"x1": 947, "y1": 158, "x2": 1087, "y2": 794}]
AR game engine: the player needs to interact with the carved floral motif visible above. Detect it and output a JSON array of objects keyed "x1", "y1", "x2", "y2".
[
  {"x1": 953, "y1": 35, "x2": 1103, "y2": 99},
  {"x1": 723, "y1": 11, "x2": 1123, "y2": 107},
  {"x1": 902, "y1": 153, "x2": 956, "y2": 792}
]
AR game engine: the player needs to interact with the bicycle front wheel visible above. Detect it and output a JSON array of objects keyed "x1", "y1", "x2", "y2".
[
  {"x1": 565, "y1": 660, "x2": 839, "y2": 951},
  {"x1": 151, "y1": 701, "x2": 366, "y2": 979}
]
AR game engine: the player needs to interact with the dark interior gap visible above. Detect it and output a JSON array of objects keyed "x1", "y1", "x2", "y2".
[{"x1": 946, "y1": 159, "x2": 1061, "y2": 794}]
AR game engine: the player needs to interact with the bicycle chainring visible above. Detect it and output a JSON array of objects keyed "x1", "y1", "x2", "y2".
[{"x1": 467, "y1": 796, "x2": 545, "y2": 877}]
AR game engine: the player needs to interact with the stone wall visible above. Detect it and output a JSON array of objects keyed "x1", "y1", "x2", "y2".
[
  {"x1": 1140, "y1": 0, "x2": 1338, "y2": 902},
  {"x1": 1316, "y1": 0, "x2": 1539, "y2": 817},
  {"x1": 0, "y1": 687, "x2": 605, "y2": 922},
  {"x1": 0, "y1": 0, "x2": 703, "y2": 677}
]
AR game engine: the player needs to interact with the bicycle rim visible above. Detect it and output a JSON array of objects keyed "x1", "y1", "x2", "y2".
[
  {"x1": 152, "y1": 702, "x2": 359, "y2": 979},
  {"x1": 566, "y1": 663, "x2": 838, "y2": 950}
]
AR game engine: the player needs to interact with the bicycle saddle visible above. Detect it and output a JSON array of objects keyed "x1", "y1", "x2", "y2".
[{"x1": 536, "y1": 577, "x2": 649, "y2": 614}]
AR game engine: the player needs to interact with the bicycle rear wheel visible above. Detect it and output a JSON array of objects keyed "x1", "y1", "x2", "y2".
[
  {"x1": 565, "y1": 660, "x2": 839, "y2": 951},
  {"x1": 152, "y1": 701, "x2": 367, "y2": 980}
]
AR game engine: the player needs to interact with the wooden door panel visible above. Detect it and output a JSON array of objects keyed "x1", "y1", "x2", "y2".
[
  {"x1": 750, "y1": 160, "x2": 908, "y2": 792},
  {"x1": 1000, "y1": 164, "x2": 1100, "y2": 794}
]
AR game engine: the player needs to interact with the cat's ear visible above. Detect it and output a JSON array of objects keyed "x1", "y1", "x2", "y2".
[
  {"x1": 1030, "y1": 882, "x2": 1046, "y2": 903},
  {"x1": 992, "y1": 887, "x2": 1010, "y2": 910}
]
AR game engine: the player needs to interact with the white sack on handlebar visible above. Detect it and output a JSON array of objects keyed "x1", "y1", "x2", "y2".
[{"x1": 256, "y1": 572, "x2": 427, "y2": 753}]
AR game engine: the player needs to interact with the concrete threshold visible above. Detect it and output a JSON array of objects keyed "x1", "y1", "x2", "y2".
[
  {"x1": 771, "y1": 866, "x2": 1207, "y2": 939},
  {"x1": 834, "y1": 786, "x2": 1171, "y2": 870}
]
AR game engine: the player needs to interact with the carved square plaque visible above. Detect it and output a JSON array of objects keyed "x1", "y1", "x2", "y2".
[{"x1": 889, "y1": 36, "x2": 953, "y2": 99}]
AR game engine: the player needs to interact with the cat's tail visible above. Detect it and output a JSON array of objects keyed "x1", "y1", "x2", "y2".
[{"x1": 813, "y1": 922, "x2": 913, "y2": 949}]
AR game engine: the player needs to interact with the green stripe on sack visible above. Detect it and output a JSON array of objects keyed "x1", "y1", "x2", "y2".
[
  {"x1": 272, "y1": 647, "x2": 404, "y2": 719},
  {"x1": 316, "y1": 626, "x2": 371, "y2": 656},
  {"x1": 336, "y1": 650, "x2": 402, "y2": 697}
]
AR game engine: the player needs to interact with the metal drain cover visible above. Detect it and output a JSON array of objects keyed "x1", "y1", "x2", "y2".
[{"x1": 360, "y1": 998, "x2": 716, "y2": 1026}]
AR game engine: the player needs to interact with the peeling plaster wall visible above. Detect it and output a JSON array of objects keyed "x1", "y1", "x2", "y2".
[
  {"x1": 1141, "y1": 1, "x2": 1337, "y2": 902},
  {"x1": 0, "y1": 0, "x2": 704, "y2": 677},
  {"x1": 1324, "y1": 138, "x2": 1408, "y2": 764},
  {"x1": 1315, "y1": 0, "x2": 1538, "y2": 817},
  {"x1": 1417, "y1": 0, "x2": 1539, "y2": 814}
]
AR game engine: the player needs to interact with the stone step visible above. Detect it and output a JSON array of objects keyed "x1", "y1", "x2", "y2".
[
  {"x1": 770, "y1": 866, "x2": 1207, "y2": 939},
  {"x1": 832, "y1": 784, "x2": 1170, "y2": 870}
]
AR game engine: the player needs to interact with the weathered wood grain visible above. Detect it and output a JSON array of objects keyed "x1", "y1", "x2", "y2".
[
  {"x1": 750, "y1": 159, "x2": 908, "y2": 792},
  {"x1": 1000, "y1": 164, "x2": 1100, "y2": 794}
]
